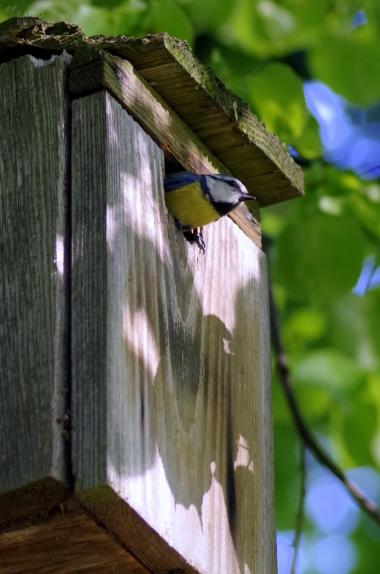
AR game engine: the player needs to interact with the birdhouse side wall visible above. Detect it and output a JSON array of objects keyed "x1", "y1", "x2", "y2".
[{"x1": 0, "y1": 54, "x2": 70, "y2": 519}]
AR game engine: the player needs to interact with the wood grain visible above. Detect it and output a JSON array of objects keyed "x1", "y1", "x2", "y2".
[
  {"x1": 0, "y1": 53, "x2": 70, "y2": 522},
  {"x1": 0, "y1": 501, "x2": 150, "y2": 573},
  {"x1": 69, "y1": 48, "x2": 262, "y2": 248},
  {"x1": 71, "y1": 91, "x2": 277, "y2": 574}
]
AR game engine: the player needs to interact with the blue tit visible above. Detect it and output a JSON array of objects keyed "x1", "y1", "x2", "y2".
[{"x1": 164, "y1": 172, "x2": 256, "y2": 251}]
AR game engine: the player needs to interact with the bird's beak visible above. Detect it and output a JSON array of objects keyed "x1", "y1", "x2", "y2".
[{"x1": 239, "y1": 193, "x2": 256, "y2": 202}]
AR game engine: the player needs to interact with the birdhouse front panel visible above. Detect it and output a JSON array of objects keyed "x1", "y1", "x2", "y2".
[{"x1": 71, "y1": 91, "x2": 276, "y2": 574}]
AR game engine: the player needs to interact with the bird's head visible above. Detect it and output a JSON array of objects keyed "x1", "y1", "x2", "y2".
[{"x1": 204, "y1": 174, "x2": 255, "y2": 212}]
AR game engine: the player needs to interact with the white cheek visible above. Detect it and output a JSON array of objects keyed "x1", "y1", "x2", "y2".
[
  {"x1": 239, "y1": 182, "x2": 249, "y2": 195},
  {"x1": 207, "y1": 179, "x2": 234, "y2": 203}
]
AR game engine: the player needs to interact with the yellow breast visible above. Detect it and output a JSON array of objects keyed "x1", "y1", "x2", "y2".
[{"x1": 165, "y1": 181, "x2": 220, "y2": 228}]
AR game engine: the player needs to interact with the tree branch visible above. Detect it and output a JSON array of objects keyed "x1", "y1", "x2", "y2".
[{"x1": 267, "y1": 270, "x2": 380, "y2": 527}]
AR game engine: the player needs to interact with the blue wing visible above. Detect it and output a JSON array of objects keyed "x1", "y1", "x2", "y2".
[{"x1": 164, "y1": 172, "x2": 201, "y2": 192}]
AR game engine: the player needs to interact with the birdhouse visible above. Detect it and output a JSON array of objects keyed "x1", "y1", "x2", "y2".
[{"x1": 0, "y1": 17, "x2": 303, "y2": 574}]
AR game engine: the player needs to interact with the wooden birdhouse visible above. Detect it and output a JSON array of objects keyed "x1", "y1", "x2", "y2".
[{"x1": 0, "y1": 17, "x2": 303, "y2": 574}]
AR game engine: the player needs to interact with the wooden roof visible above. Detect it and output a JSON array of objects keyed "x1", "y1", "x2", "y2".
[
  {"x1": 0, "y1": 17, "x2": 304, "y2": 207},
  {"x1": 0, "y1": 499, "x2": 151, "y2": 574}
]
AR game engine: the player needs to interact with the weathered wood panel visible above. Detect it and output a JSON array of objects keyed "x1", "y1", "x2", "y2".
[
  {"x1": 0, "y1": 501, "x2": 150, "y2": 573},
  {"x1": 72, "y1": 91, "x2": 276, "y2": 574},
  {"x1": 0, "y1": 53, "x2": 70, "y2": 522}
]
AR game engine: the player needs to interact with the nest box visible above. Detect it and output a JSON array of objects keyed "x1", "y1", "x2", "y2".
[{"x1": 0, "y1": 17, "x2": 303, "y2": 574}]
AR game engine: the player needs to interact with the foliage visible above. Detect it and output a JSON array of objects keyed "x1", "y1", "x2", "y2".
[{"x1": 1, "y1": 0, "x2": 380, "y2": 572}]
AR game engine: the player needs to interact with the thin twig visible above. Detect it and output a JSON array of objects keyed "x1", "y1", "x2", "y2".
[
  {"x1": 263, "y1": 240, "x2": 380, "y2": 527},
  {"x1": 290, "y1": 443, "x2": 306, "y2": 574}
]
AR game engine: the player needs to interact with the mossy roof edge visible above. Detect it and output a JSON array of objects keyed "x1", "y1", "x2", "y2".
[{"x1": 162, "y1": 34, "x2": 303, "y2": 198}]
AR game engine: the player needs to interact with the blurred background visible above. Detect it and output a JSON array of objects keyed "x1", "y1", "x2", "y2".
[{"x1": 1, "y1": 1, "x2": 379, "y2": 572}]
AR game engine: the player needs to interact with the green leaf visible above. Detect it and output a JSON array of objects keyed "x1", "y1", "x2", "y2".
[
  {"x1": 228, "y1": 0, "x2": 329, "y2": 57},
  {"x1": 352, "y1": 522, "x2": 380, "y2": 574},
  {"x1": 179, "y1": 0, "x2": 233, "y2": 31},
  {"x1": 293, "y1": 349, "x2": 363, "y2": 392},
  {"x1": 108, "y1": 1, "x2": 151, "y2": 36},
  {"x1": 0, "y1": 0, "x2": 34, "y2": 15},
  {"x1": 365, "y1": 291, "x2": 380, "y2": 364},
  {"x1": 367, "y1": 373, "x2": 380, "y2": 468},
  {"x1": 26, "y1": 0, "x2": 84, "y2": 21},
  {"x1": 330, "y1": 293, "x2": 380, "y2": 371},
  {"x1": 22, "y1": 0, "x2": 150, "y2": 35},
  {"x1": 92, "y1": 0, "x2": 125, "y2": 6},
  {"x1": 309, "y1": 29, "x2": 380, "y2": 105},
  {"x1": 291, "y1": 348, "x2": 366, "y2": 423},
  {"x1": 330, "y1": 386, "x2": 378, "y2": 468},
  {"x1": 206, "y1": 44, "x2": 263, "y2": 103},
  {"x1": 272, "y1": 373, "x2": 293, "y2": 425},
  {"x1": 248, "y1": 63, "x2": 308, "y2": 141},
  {"x1": 292, "y1": 113, "x2": 322, "y2": 160},
  {"x1": 283, "y1": 307, "x2": 328, "y2": 350},
  {"x1": 72, "y1": 5, "x2": 112, "y2": 35},
  {"x1": 347, "y1": 190, "x2": 380, "y2": 242},
  {"x1": 273, "y1": 423, "x2": 301, "y2": 529},
  {"x1": 294, "y1": 383, "x2": 332, "y2": 422},
  {"x1": 273, "y1": 212, "x2": 369, "y2": 303},
  {"x1": 149, "y1": 0, "x2": 194, "y2": 45},
  {"x1": 246, "y1": 62, "x2": 321, "y2": 157}
]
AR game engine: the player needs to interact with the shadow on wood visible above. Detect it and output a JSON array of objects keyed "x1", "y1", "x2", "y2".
[{"x1": 71, "y1": 91, "x2": 275, "y2": 573}]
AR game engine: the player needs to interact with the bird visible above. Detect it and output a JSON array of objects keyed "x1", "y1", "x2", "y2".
[{"x1": 164, "y1": 172, "x2": 256, "y2": 251}]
